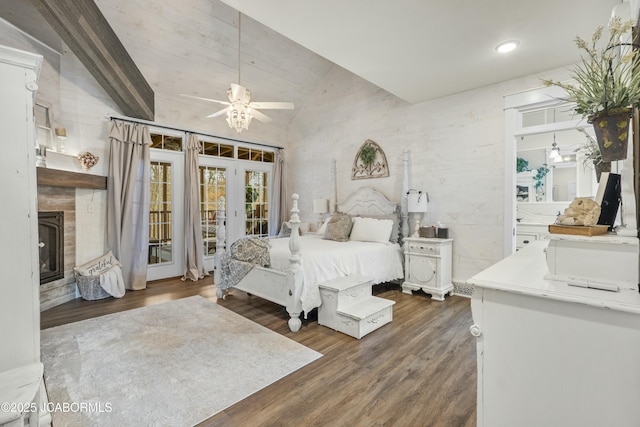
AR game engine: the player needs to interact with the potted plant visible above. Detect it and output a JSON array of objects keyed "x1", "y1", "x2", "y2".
[
  {"x1": 543, "y1": 17, "x2": 640, "y2": 162},
  {"x1": 574, "y1": 128, "x2": 611, "y2": 182}
]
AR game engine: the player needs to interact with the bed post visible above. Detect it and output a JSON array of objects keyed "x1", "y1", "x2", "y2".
[
  {"x1": 332, "y1": 159, "x2": 338, "y2": 213},
  {"x1": 286, "y1": 194, "x2": 303, "y2": 332},
  {"x1": 214, "y1": 197, "x2": 227, "y2": 299},
  {"x1": 401, "y1": 149, "x2": 410, "y2": 240}
]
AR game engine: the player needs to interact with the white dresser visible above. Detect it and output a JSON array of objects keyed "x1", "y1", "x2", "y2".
[
  {"x1": 402, "y1": 237, "x2": 453, "y2": 300},
  {"x1": 468, "y1": 240, "x2": 640, "y2": 427}
]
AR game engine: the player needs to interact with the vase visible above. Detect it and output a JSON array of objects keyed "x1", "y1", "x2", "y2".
[
  {"x1": 594, "y1": 161, "x2": 611, "y2": 183},
  {"x1": 589, "y1": 108, "x2": 632, "y2": 162}
]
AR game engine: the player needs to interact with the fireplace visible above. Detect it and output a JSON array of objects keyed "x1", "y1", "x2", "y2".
[{"x1": 39, "y1": 211, "x2": 64, "y2": 284}]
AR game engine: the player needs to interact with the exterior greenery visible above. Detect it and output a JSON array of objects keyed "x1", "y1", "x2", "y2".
[{"x1": 542, "y1": 17, "x2": 640, "y2": 119}]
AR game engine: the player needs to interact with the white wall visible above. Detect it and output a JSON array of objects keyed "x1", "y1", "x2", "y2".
[
  {"x1": 1, "y1": 4, "x2": 576, "y2": 284},
  {"x1": 288, "y1": 65, "x2": 572, "y2": 283}
]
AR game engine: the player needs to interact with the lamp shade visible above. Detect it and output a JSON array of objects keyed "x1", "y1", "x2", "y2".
[
  {"x1": 313, "y1": 198, "x2": 329, "y2": 214},
  {"x1": 407, "y1": 192, "x2": 428, "y2": 213}
]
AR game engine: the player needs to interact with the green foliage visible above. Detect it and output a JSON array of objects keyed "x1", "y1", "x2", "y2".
[
  {"x1": 574, "y1": 131, "x2": 604, "y2": 169},
  {"x1": 516, "y1": 157, "x2": 530, "y2": 173},
  {"x1": 359, "y1": 144, "x2": 377, "y2": 166},
  {"x1": 542, "y1": 17, "x2": 640, "y2": 118},
  {"x1": 533, "y1": 164, "x2": 550, "y2": 189}
]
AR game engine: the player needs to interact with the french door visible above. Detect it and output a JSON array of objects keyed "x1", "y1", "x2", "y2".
[
  {"x1": 146, "y1": 130, "x2": 275, "y2": 280},
  {"x1": 147, "y1": 142, "x2": 185, "y2": 281}
]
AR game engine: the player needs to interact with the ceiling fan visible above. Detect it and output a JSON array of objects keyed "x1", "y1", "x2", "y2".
[{"x1": 180, "y1": 12, "x2": 294, "y2": 133}]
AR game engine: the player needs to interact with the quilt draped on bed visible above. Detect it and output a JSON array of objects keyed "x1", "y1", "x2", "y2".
[{"x1": 219, "y1": 237, "x2": 270, "y2": 290}]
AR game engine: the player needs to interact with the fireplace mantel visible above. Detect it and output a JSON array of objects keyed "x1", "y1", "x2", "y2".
[{"x1": 37, "y1": 168, "x2": 107, "y2": 190}]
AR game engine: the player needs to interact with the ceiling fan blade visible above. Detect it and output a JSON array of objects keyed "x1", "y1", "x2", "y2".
[
  {"x1": 179, "y1": 93, "x2": 230, "y2": 106},
  {"x1": 249, "y1": 101, "x2": 294, "y2": 110},
  {"x1": 207, "y1": 107, "x2": 230, "y2": 118},
  {"x1": 250, "y1": 109, "x2": 272, "y2": 123}
]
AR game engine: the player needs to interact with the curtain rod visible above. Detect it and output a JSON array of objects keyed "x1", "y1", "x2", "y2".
[{"x1": 108, "y1": 114, "x2": 284, "y2": 150}]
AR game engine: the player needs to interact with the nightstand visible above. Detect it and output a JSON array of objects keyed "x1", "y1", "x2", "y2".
[{"x1": 402, "y1": 237, "x2": 453, "y2": 301}]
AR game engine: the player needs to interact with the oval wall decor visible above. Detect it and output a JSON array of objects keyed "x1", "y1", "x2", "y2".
[{"x1": 352, "y1": 139, "x2": 389, "y2": 180}]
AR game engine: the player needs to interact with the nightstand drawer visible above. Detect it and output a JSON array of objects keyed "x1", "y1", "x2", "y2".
[{"x1": 408, "y1": 242, "x2": 439, "y2": 255}]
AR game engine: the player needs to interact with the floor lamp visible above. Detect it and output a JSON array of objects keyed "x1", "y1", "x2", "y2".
[{"x1": 407, "y1": 190, "x2": 428, "y2": 237}]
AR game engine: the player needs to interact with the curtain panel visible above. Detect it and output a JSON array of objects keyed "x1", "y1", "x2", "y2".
[
  {"x1": 182, "y1": 133, "x2": 208, "y2": 281},
  {"x1": 106, "y1": 120, "x2": 151, "y2": 290},
  {"x1": 268, "y1": 148, "x2": 287, "y2": 236}
]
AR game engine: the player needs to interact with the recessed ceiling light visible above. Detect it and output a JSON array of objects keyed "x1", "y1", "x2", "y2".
[{"x1": 496, "y1": 40, "x2": 519, "y2": 53}]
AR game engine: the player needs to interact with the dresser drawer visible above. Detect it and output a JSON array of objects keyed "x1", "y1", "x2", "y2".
[
  {"x1": 516, "y1": 233, "x2": 537, "y2": 248},
  {"x1": 408, "y1": 242, "x2": 439, "y2": 255}
]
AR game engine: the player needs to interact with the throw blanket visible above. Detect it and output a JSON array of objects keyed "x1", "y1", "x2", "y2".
[
  {"x1": 100, "y1": 264, "x2": 126, "y2": 298},
  {"x1": 219, "y1": 237, "x2": 270, "y2": 290}
]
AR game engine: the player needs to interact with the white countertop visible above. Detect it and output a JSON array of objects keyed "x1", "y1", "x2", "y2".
[{"x1": 468, "y1": 240, "x2": 640, "y2": 315}]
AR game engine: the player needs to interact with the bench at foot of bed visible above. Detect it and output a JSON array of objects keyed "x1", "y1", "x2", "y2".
[{"x1": 318, "y1": 274, "x2": 395, "y2": 339}]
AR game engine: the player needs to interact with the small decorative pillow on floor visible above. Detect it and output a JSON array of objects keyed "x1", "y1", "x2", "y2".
[{"x1": 75, "y1": 250, "x2": 121, "y2": 277}]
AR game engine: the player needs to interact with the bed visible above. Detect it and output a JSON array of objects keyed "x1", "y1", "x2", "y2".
[{"x1": 213, "y1": 186, "x2": 404, "y2": 332}]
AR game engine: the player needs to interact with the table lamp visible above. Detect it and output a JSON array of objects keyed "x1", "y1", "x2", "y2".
[
  {"x1": 407, "y1": 190, "x2": 428, "y2": 237},
  {"x1": 313, "y1": 198, "x2": 329, "y2": 230}
]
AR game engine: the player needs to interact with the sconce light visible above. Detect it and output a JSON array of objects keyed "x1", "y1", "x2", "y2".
[
  {"x1": 55, "y1": 128, "x2": 67, "y2": 153},
  {"x1": 313, "y1": 198, "x2": 329, "y2": 229},
  {"x1": 407, "y1": 190, "x2": 429, "y2": 238}
]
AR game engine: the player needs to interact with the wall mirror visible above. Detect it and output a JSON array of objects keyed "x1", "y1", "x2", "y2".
[
  {"x1": 516, "y1": 128, "x2": 597, "y2": 203},
  {"x1": 504, "y1": 87, "x2": 625, "y2": 255}
]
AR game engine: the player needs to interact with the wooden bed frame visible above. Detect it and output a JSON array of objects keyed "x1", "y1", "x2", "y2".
[{"x1": 213, "y1": 186, "x2": 400, "y2": 332}]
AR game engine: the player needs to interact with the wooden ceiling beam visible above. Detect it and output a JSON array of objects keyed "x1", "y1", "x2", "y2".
[{"x1": 30, "y1": 0, "x2": 154, "y2": 120}]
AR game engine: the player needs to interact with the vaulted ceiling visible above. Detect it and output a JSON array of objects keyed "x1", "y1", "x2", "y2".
[
  {"x1": 220, "y1": 0, "x2": 624, "y2": 104},
  {"x1": 0, "y1": 0, "x2": 629, "y2": 125}
]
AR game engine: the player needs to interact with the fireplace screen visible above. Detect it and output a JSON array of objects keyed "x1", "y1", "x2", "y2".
[{"x1": 39, "y1": 211, "x2": 64, "y2": 284}]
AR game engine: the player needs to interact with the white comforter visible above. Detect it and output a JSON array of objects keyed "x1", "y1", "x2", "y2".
[{"x1": 268, "y1": 234, "x2": 404, "y2": 314}]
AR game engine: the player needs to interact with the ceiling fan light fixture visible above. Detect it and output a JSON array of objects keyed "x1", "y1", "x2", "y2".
[
  {"x1": 226, "y1": 103, "x2": 252, "y2": 133},
  {"x1": 496, "y1": 40, "x2": 519, "y2": 53}
]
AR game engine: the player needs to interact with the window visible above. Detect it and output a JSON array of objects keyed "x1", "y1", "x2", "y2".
[
  {"x1": 199, "y1": 166, "x2": 227, "y2": 256},
  {"x1": 202, "y1": 141, "x2": 234, "y2": 158},
  {"x1": 245, "y1": 170, "x2": 269, "y2": 237},
  {"x1": 238, "y1": 146, "x2": 275, "y2": 163},
  {"x1": 149, "y1": 161, "x2": 173, "y2": 265},
  {"x1": 150, "y1": 133, "x2": 183, "y2": 151}
]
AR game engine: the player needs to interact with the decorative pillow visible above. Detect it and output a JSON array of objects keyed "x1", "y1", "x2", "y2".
[
  {"x1": 350, "y1": 217, "x2": 394, "y2": 244},
  {"x1": 277, "y1": 221, "x2": 302, "y2": 238},
  {"x1": 322, "y1": 213, "x2": 353, "y2": 242},
  {"x1": 356, "y1": 214, "x2": 400, "y2": 243},
  {"x1": 230, "y1": 237, "x2": 270, "y2": 267},
  {"x1": 75, "y1": 250, "x2": 121, "y2": 277}
]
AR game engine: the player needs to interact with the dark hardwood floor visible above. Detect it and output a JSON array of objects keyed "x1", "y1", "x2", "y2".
[{"x1": 41, "y1": 278, "x2": 477, "y2": 426}]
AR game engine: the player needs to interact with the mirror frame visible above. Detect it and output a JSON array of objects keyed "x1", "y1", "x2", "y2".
[{"x1": 503, "y1": 86, "x2": 586, "y2": 256}]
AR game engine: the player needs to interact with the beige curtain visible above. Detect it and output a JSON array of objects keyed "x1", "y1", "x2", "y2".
[
  {"x1": 182, "y1": 133, "x2": 208, "y2": 281},
  {"x1": 106, "y1": 120, "x2": 151, "y2": 290},
  {"x1": 268, "y1": 149, "x2": 287, "y2": 236}
]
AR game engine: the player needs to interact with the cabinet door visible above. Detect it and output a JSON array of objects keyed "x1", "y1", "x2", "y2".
[{"x1": 409, "y1": 255, "x2": 437, "y2": 285}]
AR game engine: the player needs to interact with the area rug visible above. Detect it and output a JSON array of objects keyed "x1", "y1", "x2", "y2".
[{"x1": 41, "y1": 296, "x2": 322, "y2": 426}]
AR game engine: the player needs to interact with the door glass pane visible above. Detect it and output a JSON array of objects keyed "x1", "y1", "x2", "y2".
[
  {"x1": 149, "y1": 161, "x2": 173, "y2": 264},
  {"x1": 245, "y1": 170, "x2": 269, "y2": 237},
  {"x1": 199, "y1": 166, "x2": 227, "y2": 256}
]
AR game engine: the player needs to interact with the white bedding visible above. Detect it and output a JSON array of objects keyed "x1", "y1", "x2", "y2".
[{"x1": 268, "y1": 234, "x2": 404, "y2": 314}]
